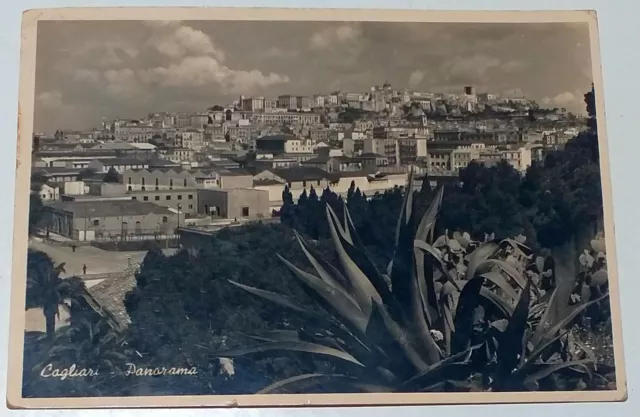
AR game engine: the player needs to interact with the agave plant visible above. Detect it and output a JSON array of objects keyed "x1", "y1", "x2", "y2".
[{"x1": 220, "y1": 171, "x2": 610, "y2": 393}]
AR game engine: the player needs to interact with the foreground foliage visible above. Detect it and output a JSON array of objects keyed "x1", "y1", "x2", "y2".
[{"x1": 225, "y1": 172, "x2": 614, "y2": 393}]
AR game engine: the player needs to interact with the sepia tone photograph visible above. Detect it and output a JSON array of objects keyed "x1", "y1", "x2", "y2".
[{"x1": 8, "y1": 7, "x2": 626, "y2": 409}]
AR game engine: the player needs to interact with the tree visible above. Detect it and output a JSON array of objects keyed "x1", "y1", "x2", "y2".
[
  {"x1": 26, "y1": 250, "x2": 86, "y2": 340},
  {"x1": 280, "y1": 186, "x2": 295, "y2": 228},
  {"x1": 103, "y1": 167, "x2": 120, "y2": 183},
  {"x1": 123, "y1": 224, "x2": 342, "y2": 395},
  {"x1": 28, "y1": 194, "x2": 44, "y2": 236},
  {"x1": 78, "y1": 168, "x2": 97, "y2": 181}
]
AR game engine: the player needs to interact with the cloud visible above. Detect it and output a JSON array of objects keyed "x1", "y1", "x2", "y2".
[
  {"x1": 36, "y1": 91, "x2": 66, "y2": 109},
  {"x1": 103, "y1": 68, "x2": 139, "y2": 99},
  {"x1": 441, "y1": 54, "x2": 501, "y2": 80},
  {"x1": 147, "y1": 23, "x2": 225, "y2": 61},
  {"x1": 542, "y1": 91, "x2": 580, "y2": 107},
  {"x1": 408, "y1": 70, "x2": 424, "y2": 88},
  {"x1": 138, "y1": 56, "x2": 288, "y2": 93},
  {"x1": 73, "y1": 69, "x2": 101, "y2": 83},
  {"x1": 502, "y1": 60, "x2": 529, "y2": 73},
  {"x1": 310, "y1": 25, "x2": 361, "y2": 49}
]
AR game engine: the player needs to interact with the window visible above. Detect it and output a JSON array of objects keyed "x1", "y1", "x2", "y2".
[
  {"x1": 188, "y1": 204, "x2": 193, "y2": 209},
  {"x1": 184, "y1": 179, "x2": 187, "y2": 187},
  {"x1": 142, "y1": 178, "x2": 145, "y2": 185},
  {"x1": 135, "y1": 221, "x2": 141, "y2": 234},
  {"x1": 162, "y1": 216, "x2": 168, "y2": 223},
  {"x1": 177, "y1": 195, "x2": 183, "y2": 200},
  {"x1": 242, "y1": 207, "x2": 250, "y2": 217},
  {"x1": 143, "y1": 196, "x2": 149, "y2": 201},
  {"x1": 170, "y1": 179, "x2": 173, "y2": 189},
  {"x1": 132, "y1": 196, "x2": 137, "y2": 200},
  {"x1": 93, "y1": 219, "x2": 99, "y2": 226},
  {"x1": 188, "y1": 194, "x2": 193, "y2": 200},
  {"x1": 128, "y1": 177, "x2": 131, "y2": 185},
  {"x1": 166, "y1": 196, "x2": 171, "y2": 200},
  {"x1": 155, "y1": 196, "x2": 160, "y2": 201},
  {"x1": 317, "y1": 180, "x2": 321, "y2": 186},
  {"x1": 141, "y1": 186, "x2": 146, "y2": 191},
  {"x1": 302, "y1": 181, "x2": 307, "y2": 187}
]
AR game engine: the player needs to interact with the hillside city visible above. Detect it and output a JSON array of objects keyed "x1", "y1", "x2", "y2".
[{"x1": 31, "y1": 82, "x2": 586, "y2": 247}]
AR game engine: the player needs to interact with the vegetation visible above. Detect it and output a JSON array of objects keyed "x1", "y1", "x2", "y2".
[
  {"x1": 225, "y1": 172, "x2": 613, "y2": 393},
  {"x1": 22, "y1": 85, "x2": 615, "y2": 397}
]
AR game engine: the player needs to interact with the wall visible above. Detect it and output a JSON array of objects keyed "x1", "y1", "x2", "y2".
[
  {"x1": 71, "y1": 211, "x2": 181, "y2": 241},
  {"x1": 129, "y1": 189, "x2": 198, "y2": 214},
  {"x1": 220, "y1": 174, "x2": 254, "y2": 190},
  {"x1": 198, "y1": 188, "x2": 270, "y2": 219}
]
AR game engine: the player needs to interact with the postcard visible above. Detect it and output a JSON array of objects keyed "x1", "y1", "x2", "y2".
[{"x1": 7, "y1": 7, "x2": 626, "y2": 409}]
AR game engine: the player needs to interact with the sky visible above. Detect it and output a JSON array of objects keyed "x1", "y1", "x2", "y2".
[{"x1": 33, "y1": 20, "x2": 593, "y2": 133}]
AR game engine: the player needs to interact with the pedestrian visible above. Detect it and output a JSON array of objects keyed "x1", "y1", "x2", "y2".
[
  {"x1": 82, "y1": 264, "x2": 87, "y2": 275},
  {"x1": 71, "y1": 244, "x2": 76, "y2": 252}
]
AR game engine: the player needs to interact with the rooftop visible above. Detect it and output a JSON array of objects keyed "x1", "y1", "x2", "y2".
[
  {"x1": 271, "y1": 167, "x2": 338, "y2": 182},
  {"x1": 46, "y1": 200, "x2": 175, "y2": 217}
]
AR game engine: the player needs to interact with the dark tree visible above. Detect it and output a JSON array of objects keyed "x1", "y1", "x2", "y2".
[{"x1": 103, "y1": 167, "x2": 120, "y2": 183}]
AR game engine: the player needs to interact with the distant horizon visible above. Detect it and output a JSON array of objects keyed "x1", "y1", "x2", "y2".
[{"x1": 34, "y1": 20, "x2": 593, "y2": 132}]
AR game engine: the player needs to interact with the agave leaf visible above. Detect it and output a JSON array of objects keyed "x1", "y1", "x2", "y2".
[
  {"x1": 573, "y1": 334, "x2": 598, "y2": 371},
  {"x1": 326, "y1": 205, "x2": 382, "y2": 315},
  {"x1": 217, "y1": 341, "x2": 365, "y2": 367},
  {"x1": 522, "y1": 359, "x2": 593, "y2": 387},
  {"x1": 323, "y1": 202, "x2": 352, "y2": 245},
  {"x1": 394, "y1": 167, "x2": 415, "y2": 246},
  {"x1": 442, "y1": 300, "x2": 454, "y2": 356},
  {"x1": 415, "y1": 185, "x2": 444, "y2": 243},
  {"x1": 531, "y1": 285, "x2": 560, "y2": 348},
  {"x1": 494, "y1": 280, "x2": 532, "y2": 389},
  {"x1": 414, "y1": 247, "x2": 440, "y2": 327},
  {"x1": 479, "y1": 287, "x2": 515, "y2": 317},
  {"x1": 479, "y1": 259, "x2": 540, "y2": 297},
  {"x1": 260, "y1": 373, "x2": 394, "y2": 394},
  {"x1": 242, "y1": 330, "x2": 302, "y2": 343},
  {"x1": 228, "y1": 280, "x2": 322, "y2": 317},
  {"x1": 522, "y1": 329, "x2": 570, "y2": 370},
  {"x1": 367, "y1": 301, "x2": 433, "y2": 372},
  {"x1": 293, "y1": 229, "x2": 353, "y2": 295},
  {"x1": 414, "y1": 240, "x2": 461, "y2": 291},
  {"x1": 451, "y1": 276, "x2": 485, "y2": 354},
  {"x1": 341, "y1": 208, "x2": 405, "y2": 320},
  {"x1": 479, "y1": 271, "x2": 519, "y2": 301},
  {"x1": 466, "y1": 242, "x2": 499, "y2": 280},
  {"x1": 277, "y1": 255, "x2": 369, "y2": 333},
  {"x1": 538, "y1": 293, "x2": 609, "y2": 349},
  {"x1": 402, "y1": 343, "x2": 484, "y2": 390}
]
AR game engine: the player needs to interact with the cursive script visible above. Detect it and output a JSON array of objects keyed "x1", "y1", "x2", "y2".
[
  {"x1": 40, "y1": 364, "x2": 99, "y2": 380},
  {"x1": 125, "y1": 363, "x2": 198, "y2": 377}
]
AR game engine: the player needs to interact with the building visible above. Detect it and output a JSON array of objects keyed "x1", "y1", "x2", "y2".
[
  {"x1": 180, "y1": 129, "x2": 205, "y2": 151},
  {"x1": 204, "y1": 125, "x2": 227, "y2": 143},
  {"x1": 250, "y1": 112, "x2": 322, "y2": 125},
  {"x1": 158, "y1": 147, "x2": 195, "y2": 163},
  {"x1": 197, "y1": 188, "x2": 270, "y2": 220},
  {"x1": 31, "y1": 167, "x2": 84, "y2": 183},
  {"x1": 241, "y1": 97, "x2": 265, "y2": 112},
  {"x1": 87, "y1": 158, "x2": 150, "y2": 173},
  {"x1": 363, "y1": 137, "x2": 427, "y2": 166},
  {"x1": 122, "y1": 167, "x2": 253, "y2": 192},
  {"x1": 301, "y1": 155, "x2": 363, "y2": 173},
  {"x1": 277, "y1": 95, "x2": 298, "y2": 110},
  {"x1": 296, "y1": 96, "x2": 314, "y2": 110},
  {"x1": 42, "y1": 200, "x2": 182, "y2": 241},
  {"x1": 255, "y1": 135, "x2": 314, "y2": 155},
  {"x1": 35, "y1": 183, "x2": 61, "y2": 201}
]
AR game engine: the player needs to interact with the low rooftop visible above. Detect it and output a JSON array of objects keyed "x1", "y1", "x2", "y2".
[{"x1": 46, "y1": 200, "x2": 174, "y2": 217}]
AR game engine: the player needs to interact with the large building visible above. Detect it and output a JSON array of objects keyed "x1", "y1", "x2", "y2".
[
  {"x1": 250, "y1": 112, "x2": 322, "y2": 125},
  {"x1": 363, "y1": 137, "x2": 427, "y2": 166},
  {"x1": 41, "y1": 200, "x2": 182, "y2": 241}
]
